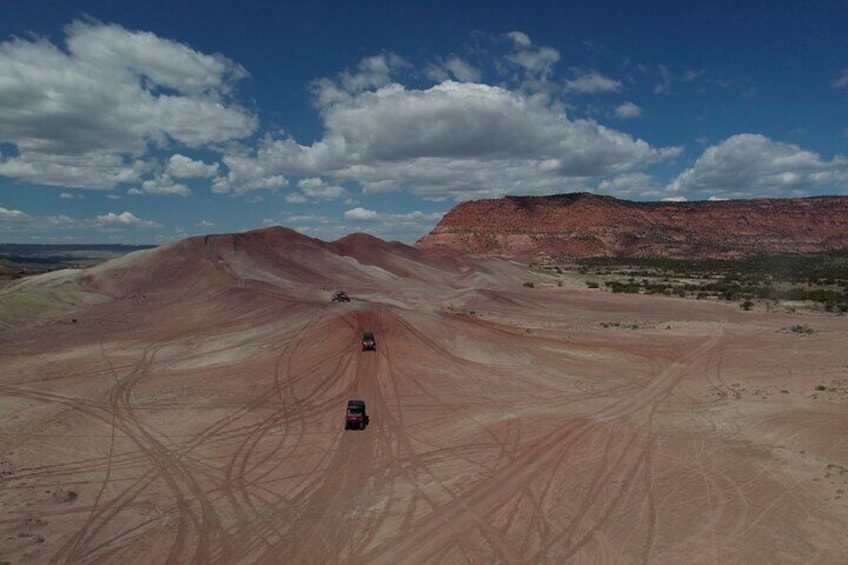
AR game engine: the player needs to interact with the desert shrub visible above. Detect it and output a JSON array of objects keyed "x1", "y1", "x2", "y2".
[
  {"x1": 788, "y1": 324, "x2": 815, "y2": 336},
  {"x1": 608, "y1": 281, "x2": 641, "y2": 293}
]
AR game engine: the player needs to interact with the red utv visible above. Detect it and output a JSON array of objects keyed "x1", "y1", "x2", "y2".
[
  {"x1": 344, "y1": 400, "x2": 369, "y2": 430},
  {"x1": 361, "y1": 332, "x2": 376, "y2": 351}
]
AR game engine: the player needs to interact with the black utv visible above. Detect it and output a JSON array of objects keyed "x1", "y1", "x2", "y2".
[
  {"x1": 331, "y1": 290, "x2": 350, "y2": 302},
  {"x1": 362, "y1": 332, "x2": 376, "y2": 351}
]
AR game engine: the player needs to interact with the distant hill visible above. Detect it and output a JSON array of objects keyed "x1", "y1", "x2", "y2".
[
  {"x1": 71, "y1": 226, "x2": 525, "y2": 301},
  {"x1": 415, "y1": 192, "x2": 848, "y2": 259}
]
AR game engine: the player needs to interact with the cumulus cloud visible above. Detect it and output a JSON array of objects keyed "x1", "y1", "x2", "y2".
[
  {"x1": 597, "y1": 172, "x2": 665, "y2": 200},
  {"x1": 339, "y1": 208, "x2": 444, "y2": 242},
  {"x1": 0, "y1": 151, "x2": 148, "y2": 189},
  {"x1": 613, "y1": 102, "x2": 643, "y2": 119},
  {"x1": 285, "y1": 177, "x2": 346, "y2": 203},
  {"x1": 0, "y1": 205, "x2": 161, "y2": 240},
  {"x1": 140, "y1": 178, "x2": 191, "y2": 197},
  {"x1": 506, "y1": 31, "x2": 531, "y2": 48},
  {"x1": 504, "y1": 32, "x2": 560, "y2": 80},
  {"x1": 216, "y1": 148, "x2": 289, "y2": 194},
  {"x1": 345, "y1": 207, "x2": 381, "y2": 221},
  {"x1": 220, "y1": 76, "x2": 680, "y2": 199},
  {"x1": 668, "y1": 134, "x2": 848, "y2": 198},
  {"x1": 344, "y1": 207, "x2": 442, "y2": 224},
  {"x1": 0, "y1": 20, "x2": 256, "y2": 189},
  {"x1": 165, "y1": 154, "x2": 219, "y2": 178},
  {"x1": 284, "y1": 192, "x2": 307, "y2": 204},
  {"x1": 94, "y1": 211, "x2": 161, "y2": 228},
  {"x1": 564, "y1": 71, "x2": 623, "y2": 94},
  {"x1": 0, "y1": 208, "x2": 77, "y2": 237}
]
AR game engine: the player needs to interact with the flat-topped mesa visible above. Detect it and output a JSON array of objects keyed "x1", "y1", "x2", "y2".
[{"x1": 415, "y1": 192, "x2": 848, "y2": 259}]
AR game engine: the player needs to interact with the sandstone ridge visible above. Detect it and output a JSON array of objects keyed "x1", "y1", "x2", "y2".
[{"x1": 415, "y1": 192, "x2": 848, "y2": 258}]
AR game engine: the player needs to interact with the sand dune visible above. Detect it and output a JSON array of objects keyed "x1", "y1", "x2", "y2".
[{"x1": 1, "y1": 228, "x2": 846, "y2": 564}]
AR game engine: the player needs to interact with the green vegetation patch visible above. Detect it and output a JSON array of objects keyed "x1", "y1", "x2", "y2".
[{"x1": 566, "y1": 250, "x2": 848, "y2": 311}]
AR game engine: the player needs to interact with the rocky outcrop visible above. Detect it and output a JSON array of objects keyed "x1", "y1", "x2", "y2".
[{"x1": 415, "y1": 192, "x2": 848, "y2": 259}]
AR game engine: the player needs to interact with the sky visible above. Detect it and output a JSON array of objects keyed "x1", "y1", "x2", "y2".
[{"x1": 1, "y1": 0, "x2": 847, "y2": 245}]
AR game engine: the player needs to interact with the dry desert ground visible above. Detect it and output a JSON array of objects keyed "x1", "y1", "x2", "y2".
[{"x1": 1, "y1": 229, "x2": 847, "y2": 564}]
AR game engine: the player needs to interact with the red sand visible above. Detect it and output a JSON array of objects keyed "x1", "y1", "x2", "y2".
[{"x1": 1, "y1": 230, "x2": 847, "y2": 564}]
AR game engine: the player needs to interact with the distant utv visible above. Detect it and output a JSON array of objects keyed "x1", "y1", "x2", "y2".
[{"x1": 331, "y1": 290, "x2": 350, "y2": 302}]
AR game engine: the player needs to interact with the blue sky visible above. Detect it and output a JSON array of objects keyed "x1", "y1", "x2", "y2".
[{"x1": 1, "y1": 0, "x2": 847, "y2": 244}]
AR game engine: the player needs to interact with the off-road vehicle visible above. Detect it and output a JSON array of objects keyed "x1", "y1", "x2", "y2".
[
  {"x1": 361, "y1": 331, "x2": 376, "y2": 351},
  {"x1": 344, "y1": 400, "x2": 369, "y2": 430},
  {"x1": 331, "y1": 290, "x2": 350, "y2": 302}
]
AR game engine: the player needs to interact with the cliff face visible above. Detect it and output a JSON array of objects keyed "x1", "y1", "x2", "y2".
[{"x1": 415, "y1": 193, "x2": 848, "y2": 259}]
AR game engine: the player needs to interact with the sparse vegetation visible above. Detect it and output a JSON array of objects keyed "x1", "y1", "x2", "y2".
[
  {"x1": 599, "y1": 321, "x2": 650, "y2": 330},
  {"x1": 534, "y1": 250, "x2": 848, "y2": 313},
  {"x1": 786, "y1": 324, "x2": 816, "y2": 336}
]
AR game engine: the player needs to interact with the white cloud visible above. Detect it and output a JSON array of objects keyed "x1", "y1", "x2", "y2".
[
  {"x1": 0, "y1": 151, "x2": 148, "y2": 189},
  {"x1": 165, "y1": 154, "x2": 219, "y2": 178},
  {"x1": 0, "y1": 206, "x2": 30, "y2": 221},
  {"x1": 140, "y1": 178, "x2": 191, "y2": 197},
  {"x1": 289, "y1": 177, "x2": 346, "y2": 202},
  {"x1": 284, "y1": 192, "x2": 308, "y2": 204},
  {"x1": 597, "y1": 172, "x2": 665, "y2": 200},
  {"x1": 344, "y1": 207, "x2": 443, "y2": 223},
  {"x1": 668, "y1": 134, "x2": 848, "y2": 198},
  {"x1": 217, "y1": 150, "x2": 289, "y2": 193},
  {"x1": 507, "y1": 31, "x2": 531, "y2": 48},
  {"x1": 286, "y1": 177, "x2": 347, "y2": 204},
  {"x1": 345, "y1": 207, "x2": 381, "y2": 221},
  {"x1": 339, "y1": 53, "x2": 407, "y2": 93},
  {"x1": 0, "y1": 20, "x2": 256, "y2": 190},
  {"x1": 613, "y1": 102, "x2": 642, "y2": 119},
  {"x1": 221, "y1": 78, "x2": 680, "y2": 200},
  {"x1": 505, "y1": 36, "x2": 560, "y2": 79},
  {"x1": 94, "y1": 211, "x2": 161, "y2": 228},
  {"x1": 832, "y1": 70, "x2": 848, "y2": 89},
  {"x1": 284, "y1": 213, "x2": 333, "y2": 224},
  {"x1": 564, "y1": 71, "x2": 623, "y2": 94},
  {"x1": 338, "y1": 208, "x2": 444, "y2": 242},
  {"x1": 0, "y1": 204, "x2": 161, "y2": 240},
  {"x1": 427, "y1": 56, "x2": 481, "y2": 83}
]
